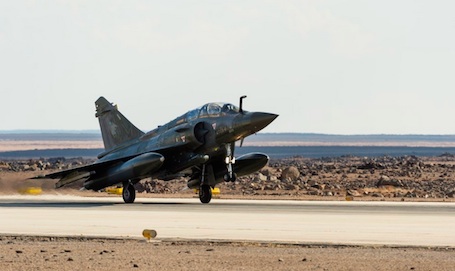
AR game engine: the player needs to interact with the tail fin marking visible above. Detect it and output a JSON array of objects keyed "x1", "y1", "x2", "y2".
[{"x1": 95, "y1": 97, "x2": 144, "y2": 151}]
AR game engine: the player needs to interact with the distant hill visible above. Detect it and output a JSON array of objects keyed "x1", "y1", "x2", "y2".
[
  {"x1": 1, "y1": 131, "x2": 455, "y2": 147},
  {"x1": 242, "y1": 133, "x2": 455, "y2": 146},
  {"x1": 2, "y1": 132, "x2": 455, "y2": 159},
  {"x1": 0, "y1": 132, "x2": 101, "y2": 141},
  {"x1": 0, "y1": 130, "x2": 99, "y2": 134}
]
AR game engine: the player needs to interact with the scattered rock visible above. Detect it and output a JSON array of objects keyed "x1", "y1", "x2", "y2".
[
  {"x1": 347, "y1": 190, "x2": 361, "y2": 197},
  {"x1": 256, "y1": 173, "x2": 267, "y2": 182},
  {"x1": 268, "y1": 176, "x2": 278, "y2": 182},
  {"x1": 377, "y1": 176, "x2": 403, "y2": 187},
  {"x1": 260, "y1": 167, "x2": 274, "y2": 177},
  {"x1": 281, "y1": 166, "x2": 300, "y2": 181}
]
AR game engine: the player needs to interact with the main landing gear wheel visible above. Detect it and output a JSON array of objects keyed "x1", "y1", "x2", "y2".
[
  {"x1": 199, "y1": 184, "x2": 212, "y2": 204},
  {"x1": 224, "y1": 172, "x2": 237, "y2": 182},
  {"x1": 122, "y1": 182, "x2": 136, "y2": 203}
]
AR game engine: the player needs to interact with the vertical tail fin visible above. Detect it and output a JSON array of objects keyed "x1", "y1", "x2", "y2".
[{"x1": 95, "y1": 97, "x2": 144, "y2": 151}]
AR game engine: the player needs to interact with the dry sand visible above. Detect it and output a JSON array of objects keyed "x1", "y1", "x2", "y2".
[{"x1": 1, "y1": 236, "x2": 455, "y2": 271}]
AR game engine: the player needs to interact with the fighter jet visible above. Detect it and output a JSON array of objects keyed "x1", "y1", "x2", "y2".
[{"x1": 34, "y1": 96, "x2": 278, "y2": 204}]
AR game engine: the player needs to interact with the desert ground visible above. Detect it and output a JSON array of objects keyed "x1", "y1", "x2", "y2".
[
  {"x1": 1, "y1": 235, "x2": 455, "y2": 271},
  {"x1": 1, "y1": 155, "x2": 455, "y2": 270}
]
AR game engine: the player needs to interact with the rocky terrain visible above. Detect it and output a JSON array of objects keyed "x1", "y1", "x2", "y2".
[
  {"x1": 2, "y1": 156, "x2": 455, "y2": 270},
  {"x1": 1, "y1": 155, "x2": 455, "y2": 200}
]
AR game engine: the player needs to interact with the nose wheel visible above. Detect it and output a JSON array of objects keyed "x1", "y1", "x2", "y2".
[
  {"x1": 122, "y1": 181, "x2": 136, "y2": 203},
  {"x1": 224, "y1": 172, "x2": 237, "y2": 182}
]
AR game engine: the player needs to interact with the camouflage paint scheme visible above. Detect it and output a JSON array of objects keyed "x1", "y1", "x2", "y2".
[{"x1": 35, "y1": 96, "x2": 278, "y2": 204}]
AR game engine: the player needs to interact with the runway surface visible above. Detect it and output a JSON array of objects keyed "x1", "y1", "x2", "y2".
[{"x1": 1, "y1": 195, "x2": 454, "y2": 247}]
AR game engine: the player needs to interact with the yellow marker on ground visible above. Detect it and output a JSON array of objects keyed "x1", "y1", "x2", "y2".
[
  {"x1": 194, "y1": 187, "x2": 220, "y2": 195},
  {"x1": 18, "y1": 187, "x2": 42, "y2": 195},
  {"x1": 211, "y1": 187, "x2": 220, "y2": 195},
  {"x1": 142, "y1": 229, "x2": 157, "y2": 241},
  {"x1": 106, "y1": 187, "x2": 123, "y2": 195}
]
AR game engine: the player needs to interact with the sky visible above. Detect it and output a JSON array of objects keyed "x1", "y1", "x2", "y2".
[{"x1": 1, "y1": 1, "x2": 454, "y2": 134}]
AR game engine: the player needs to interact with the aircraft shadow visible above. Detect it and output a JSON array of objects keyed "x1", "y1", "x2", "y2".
[
  {"x1": 0, "y1": 201, "x2": 191, "y2": 208},
  {"x1": 0, "y1": 202, "x2": 115, "y2": 208}
]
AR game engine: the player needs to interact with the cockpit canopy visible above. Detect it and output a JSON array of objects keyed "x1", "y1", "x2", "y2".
[
  {"x1": 187, "y1": 103, "x2": 240, "y2": 120},
  {"x1": 143, "y1": 102, "x2": 242, "y2": 139}
]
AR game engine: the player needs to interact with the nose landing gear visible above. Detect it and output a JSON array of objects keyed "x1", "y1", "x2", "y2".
[{"x1": 223, "y1": 143, "x2": 237, "y2": 182}]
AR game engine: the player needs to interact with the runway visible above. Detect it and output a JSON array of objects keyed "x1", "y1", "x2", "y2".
[{"x1": 1, "y1": 195, "x2": 454, "y2": 247}]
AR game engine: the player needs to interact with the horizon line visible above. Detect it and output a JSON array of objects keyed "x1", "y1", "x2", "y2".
[{"x1": 1, "y1": 130, "x2": 455, "y2": 136}]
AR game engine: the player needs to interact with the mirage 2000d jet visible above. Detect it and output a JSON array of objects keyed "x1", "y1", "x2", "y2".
[{"x1": 34, "y1": 96, "x2": 278, "y2": 204}]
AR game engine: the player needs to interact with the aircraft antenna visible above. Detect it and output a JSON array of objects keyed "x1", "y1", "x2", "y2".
[{"x1": 239, "y1": 95, "x2": 247, "y2": 114}]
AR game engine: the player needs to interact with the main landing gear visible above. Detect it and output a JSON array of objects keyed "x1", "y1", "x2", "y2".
[
  {"x1": 199, "y1": 164, "x2": 212, "y2": 204},
  {"x1": 199, "y1": 184, "x2": 212, "y2": 204},
  {"x1": 122, "y1": 181, "x2": 136, "y2": 203}
]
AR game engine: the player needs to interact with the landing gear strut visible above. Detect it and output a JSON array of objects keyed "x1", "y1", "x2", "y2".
[
  {"x1": 122, "y1": 181, "x2": 136, "y2": 203},
  {"x1": 223, "y1": 143, "x2": 237, "y2": 182},
  {"x1": 199, "y1": 164, "x2": 212, "y2": 204}
]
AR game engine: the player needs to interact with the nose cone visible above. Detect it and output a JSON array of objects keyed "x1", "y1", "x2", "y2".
[
  {"x1": 250, "y1": 112, "x2": 279, "y2": 133},
  {"x1": 224, "y1": 111, "x2": 278, "y2": 143}
]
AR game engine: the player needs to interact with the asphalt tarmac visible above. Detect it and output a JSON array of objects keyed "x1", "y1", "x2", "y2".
[{"x1": 1, "y1": 195, "x2": 454, "y2": 247}]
